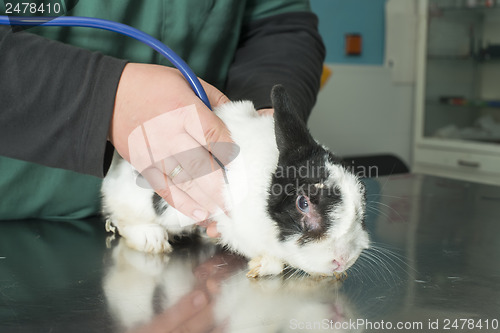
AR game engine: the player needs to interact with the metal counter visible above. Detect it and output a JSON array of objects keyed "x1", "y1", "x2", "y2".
[{"x1": 1, "y1": 174, "x2": 499, "y2": 332}]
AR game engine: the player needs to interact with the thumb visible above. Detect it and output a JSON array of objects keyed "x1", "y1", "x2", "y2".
[
  {"x1": 191, "y1": 80, "x2": 232, "y2": 145},
  {"x1": 199, "y1": 79, "x2": 230, "y2": 109},
  {"x1": 194, "y1": 104, "x2": 236, "y2": 169},
  {"x1": 190, "y1": 80, "x2": 235, "y2": 169}
]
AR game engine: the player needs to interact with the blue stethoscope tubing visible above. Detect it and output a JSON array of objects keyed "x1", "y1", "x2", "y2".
[{"x1": 0, "y1": 15, "x2": 212, "y2": 110}]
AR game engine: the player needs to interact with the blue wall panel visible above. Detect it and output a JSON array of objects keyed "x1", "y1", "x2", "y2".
[{"x1": 310, "y1": 0, "x2": 386, "y2": 65}]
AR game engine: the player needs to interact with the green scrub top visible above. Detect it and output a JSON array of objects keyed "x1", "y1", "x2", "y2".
[{"x1": 0, "y1": 0, "x2": 312, "y2": 220}]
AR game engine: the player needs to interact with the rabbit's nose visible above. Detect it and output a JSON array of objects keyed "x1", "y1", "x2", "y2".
[{"x1": 332, "y1": 259, "x2": 345, "y2": 272}]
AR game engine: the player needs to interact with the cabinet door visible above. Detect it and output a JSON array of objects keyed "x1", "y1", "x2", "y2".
[{"x1": 423, "y1": 2, "x2": 500, "y2": 147}]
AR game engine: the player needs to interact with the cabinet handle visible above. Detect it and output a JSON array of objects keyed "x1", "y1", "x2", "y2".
[{"x1": 457, "y1": 159, "x2": 480, "y2": 168}]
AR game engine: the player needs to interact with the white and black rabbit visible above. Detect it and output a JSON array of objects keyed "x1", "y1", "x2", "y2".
[{"x1": 101, "y1": 85, "x2": 369, "y2": 277}]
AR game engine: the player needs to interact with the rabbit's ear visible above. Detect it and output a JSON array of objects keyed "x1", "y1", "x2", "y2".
[{"x1": 271, "y1": 85, "x2": 315, "y2": 154}]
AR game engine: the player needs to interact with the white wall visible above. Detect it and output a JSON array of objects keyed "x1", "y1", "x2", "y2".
[
  {"x1": 308, "y1": 0, "x2": 419, "y2": 167},
  {"x1": 308, "y1": 64, "x2": 414, "y2": 166}
]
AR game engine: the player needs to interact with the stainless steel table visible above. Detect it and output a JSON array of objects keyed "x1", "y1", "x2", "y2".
[{"x1": 1, "y1": 174, "x2": 499, "y2": 332}]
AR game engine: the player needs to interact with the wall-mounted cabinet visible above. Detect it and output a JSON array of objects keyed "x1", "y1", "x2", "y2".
[{"x1": 413, "y1": 0, "x2": 500, "y2": 185}]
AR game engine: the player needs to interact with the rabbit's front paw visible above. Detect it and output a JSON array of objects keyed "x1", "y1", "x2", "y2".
[
  {"x1": 120, "y1": 224, "x2": 173, "y2": 254},
  {"x1": 246, "y1": 255, "x2": 284, "y2": 278}
]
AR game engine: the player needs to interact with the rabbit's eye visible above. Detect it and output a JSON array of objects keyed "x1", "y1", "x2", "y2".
[{"x1": 296, "y1": 195, "x2": 309, "y2": 213}]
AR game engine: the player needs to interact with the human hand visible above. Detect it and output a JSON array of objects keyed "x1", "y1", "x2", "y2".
[
  {"x1": 110, "y1": 63, "x2": 233, "y2": 224},
  {"x1": 128, "y1": 289, "x2": 221, "y2": 333},
  {"x1": 194, "y1": 108, "x2": 274, "y2": 238},
  {"x1": 257, "y1": 108, "x2": 274, "y2": 116}
]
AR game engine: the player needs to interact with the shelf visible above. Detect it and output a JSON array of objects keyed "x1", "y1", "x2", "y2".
[
  {"x1": 426, "y1": 98, "x2": 500, "y2": 108},
  {"x1": 416, "y1": 137, "x2": 500, "y2": 155},
  {"x1": 427, "y1": 53, "x2": 500, "y2": 62},
  {"x1": 429, "y1": 4, "x2": 500, "y2": 14},
  {"x1": 427, "y1": 55, "x2": 474, "y2": 60},
  {"x1": 427, "y1": 134, "x2": 500, "y2": 145}
]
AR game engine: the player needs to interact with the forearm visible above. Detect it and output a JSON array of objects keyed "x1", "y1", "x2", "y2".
[
  {"x1": 225, "y1": 11, "x2": 326, "y2": 122},
  {"x1": 0, "y1": 26, "x2": 127, "y2": 177}
]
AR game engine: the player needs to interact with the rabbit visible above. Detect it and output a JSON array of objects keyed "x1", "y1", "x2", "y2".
[{"x1": 101, "y1": 85, "x2": 369, "y2": 278}]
